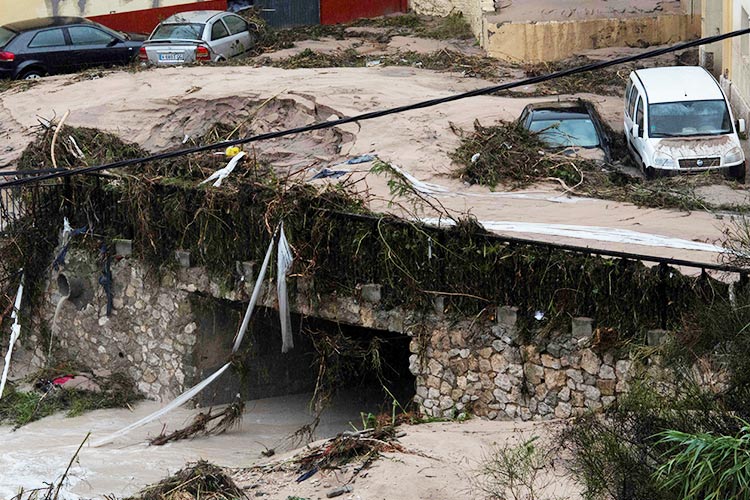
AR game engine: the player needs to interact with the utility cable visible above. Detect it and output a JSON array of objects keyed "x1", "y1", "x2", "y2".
[{"x1": 2, "y1": 27, "x2": 749, "y2": 189}]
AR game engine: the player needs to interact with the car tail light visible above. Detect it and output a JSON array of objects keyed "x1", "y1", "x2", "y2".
[
  {"x1": 0, "y1": 51, "x2": 14, "y2": 62},
  {"x1": 138, "y1": 46, "x2": 147, "y2": 61},
  {"x1": 196, "y1": 46, "x2": 210, "y2": 62}
]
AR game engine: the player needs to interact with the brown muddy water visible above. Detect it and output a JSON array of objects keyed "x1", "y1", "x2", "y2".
[{"x1": 0, "y1": 392, "x2": 365, "y2": 499}]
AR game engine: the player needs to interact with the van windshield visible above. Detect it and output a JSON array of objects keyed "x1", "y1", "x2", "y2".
[{"x1": 649, "y1": 100, "x2": 732, "y2": 138}]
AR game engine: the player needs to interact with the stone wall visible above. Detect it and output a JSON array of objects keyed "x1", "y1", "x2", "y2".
[
  {"x1": 408, "y1": 308, "x2": 637, "y2": 420},
  {"x1": 44, "y1": 249, "x2": 203, "y2": 401},
  {"x1": 410, "y1": 0, "x2": 493, "y2": 40}
]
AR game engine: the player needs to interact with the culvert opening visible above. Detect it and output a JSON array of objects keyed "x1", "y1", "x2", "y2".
[{"x1": 192, "y1": 299, "x2": 415, "y2": 415}]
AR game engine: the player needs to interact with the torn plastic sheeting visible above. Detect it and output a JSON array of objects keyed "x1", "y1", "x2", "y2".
[
  {"x1": 92, "y1": 362, "x2": 231, "y2": 447},
  {"x1": 385, "y1": 163, "x2": 583, "y2": 203},
  {"x1": 420, "y1": 218, "x2": 725, "y2": 253},
  {"x1": 310, "y1": 168, "x2": 349, "y2": 180},
  {"x1": 277, "y1": 224, "x2": 294, "y2": 354},
  {"x1": 199, "y1": 151, "x2": 246, "y2": 187},
  {"x1": 96, "y1": 230, "x2": 278, "y2": 447},
  {"x1": 0, "y1": 273, "x2": 24, "y2": 400},
  {"x1": 232, "y1": 229, "x2": 277, "y2": 354}
]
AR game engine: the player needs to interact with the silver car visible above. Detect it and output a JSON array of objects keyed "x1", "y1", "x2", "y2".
[{"x1": 139, "y1": 10, "x2": 255, "y2": 65}]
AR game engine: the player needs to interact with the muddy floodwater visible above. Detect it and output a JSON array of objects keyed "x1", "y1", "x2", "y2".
[{"x1": 0, "y1": 392, "x2": 367, "y2": 498}]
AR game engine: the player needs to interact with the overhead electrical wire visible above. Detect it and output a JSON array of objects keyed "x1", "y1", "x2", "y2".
[{"x1": 2, "y1": 27, "x2": 749, "y2": 189}]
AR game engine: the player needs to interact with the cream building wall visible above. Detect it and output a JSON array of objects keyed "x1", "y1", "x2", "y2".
[{"x1": 0, "y1": 0, "x2": 199, "y2": 25}]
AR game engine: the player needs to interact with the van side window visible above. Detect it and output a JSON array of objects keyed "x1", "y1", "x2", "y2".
[
  {"x1": 625, "y1": 80, "x2": 632, "y2": 107},
  {"x1": 635, "y1": 98, "x2": 644, "y2": 137},
  {"x1": 628, "y1": 89, "x2": 638, "y2": 118}
]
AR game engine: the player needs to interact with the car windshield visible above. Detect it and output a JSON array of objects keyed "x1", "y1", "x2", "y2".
[
  {"x1": 151, "y1": 23, "x2": 204, "y2": 40},
  {"x1": 528, "y1": 117, "x2": 600, "y2": 148},
  {"x1": 649, "y1": 100, "x2": 732, "y2": 137},
  {"x1": 0, "y1": 26, "x2": 15, "y2": 48}
]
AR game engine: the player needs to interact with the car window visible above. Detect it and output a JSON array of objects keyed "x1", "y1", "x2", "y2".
[
  {"x1": 69, "y1": 26, "x2": 114, "y2": 46},
  {"x1": 635, "y1": 98, "x2": 644, "y2": 135},
  {"x1": 151, "y1": 23, "x2": 204, "y2": 40},
  {"x1": 211, "y1": 20, "x2": 229, "y2": 41},
  {"x1": 0, "y1": 27, "x2": 15, "y2": 48},
  {"x1": 627, "y1": 88, "x2": 638, "y2": 118},
  {"x1": 649, "y1": 99, "x2": 732, "y2": 138},
  {"x1": 223, "y1": 15, "x2": 248, "y2": 35},
  {"x1": 529, "y1": 118, "x2": 600, "y2": 148},
  {"x1": 28, "y1": 28, "x2": 66, "y2": 48}
]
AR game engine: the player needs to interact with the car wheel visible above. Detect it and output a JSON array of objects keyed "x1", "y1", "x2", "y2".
[
  {"x1": 727, "y1": 164, "x2": 746, "y2": 184},
  {"x1": 20, "y1": 69, "x2": 44, "y2": 80}
]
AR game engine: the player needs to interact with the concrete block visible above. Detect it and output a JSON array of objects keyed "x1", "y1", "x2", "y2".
[
  {"x1": 174, "y1": 250, "x2": 191, "y2": 268},
  {"x1": 647, "y1": 329, "x2": 669, "y2": 347},
  {"x1": 235, "y1": 261, "x2": 254, "y2": 283},
  {"x1": 360, "y1": 283, "x2": 382, "y2": 304},
  {"x1": 433, "y1": 295, "x2": 445, "y2": 317},
  {"x1": 114, "y1": 238, "x2": 132, "y2": 257},
  {"x1": 497, "y1": 306, "x2": 518, "y2": 327},
  {"x1": 572, "y1": 317, "x2": 593, "y2": 342}
]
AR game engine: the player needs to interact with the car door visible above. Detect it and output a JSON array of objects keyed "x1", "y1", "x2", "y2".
[
  {"x1": 222, "y1": 14, "x2": 254, "y2": 56},
  {"x1": 66, "y1": 25, "x2": 126, "y2": 69},
  {"x1": 624, "y1": 83, "x2": 638, "y2": 149},
  {"x1": 24, "y1": 28, "x2": 71, "y2": 74},
  {"x1": 632, "y1": 95, "x2": 647, "y2": 165},
  {"x1": 208, "y1": 18, "x2": 233, "y2": 60}
]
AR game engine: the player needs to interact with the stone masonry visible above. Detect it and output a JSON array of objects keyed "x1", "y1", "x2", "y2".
[{"x1": 409, "y1": 308, "x2": 635, "y2": 420}]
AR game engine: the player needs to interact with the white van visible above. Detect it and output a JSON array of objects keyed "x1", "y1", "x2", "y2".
[{"x1": 624, "y1": 66, "x2": 746, "y2": 182}]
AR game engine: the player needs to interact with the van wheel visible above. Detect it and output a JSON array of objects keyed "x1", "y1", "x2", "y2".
[
  {"x1": 642, "y1": 163, "x2": 656, "y2": 180},
  {"x1": 727, "y1": 164, "x2": 746, "y2": 184}
]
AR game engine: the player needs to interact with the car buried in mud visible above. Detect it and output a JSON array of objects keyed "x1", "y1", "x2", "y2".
[
  {"x1": 624, "y1": 66, "x2": 746, "y2": 182},
  {"x1": 519, "y1": 100, "x2": 611, "y2": 162},
  {"x1": 0, "y1": 17, "x2": 145, "y2": 80},
  {"x1": 139, "y1": 11, "x2": 256, "y2": 65}
]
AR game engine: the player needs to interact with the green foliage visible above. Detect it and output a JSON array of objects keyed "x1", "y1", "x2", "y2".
[
  {"x1": 654, "y1": 423, "x2": 750, "y2": 500},
  {"x1": 0, "y1": 373, "x2": 141, "y2": 427},
  {"x1": 419, "y1": 12, "x2": 474, "y2": 40},
  {"x1": 474, "y1": 436, "x2": 562, "y2": 500}
]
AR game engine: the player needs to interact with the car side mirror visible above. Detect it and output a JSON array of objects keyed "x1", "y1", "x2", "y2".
[
  {"x1": 632, "y1": 123, "x2": 639, "y2": 138},
  {"x1": 738, "y1": 118, "x2": 746, "y2": 134}
]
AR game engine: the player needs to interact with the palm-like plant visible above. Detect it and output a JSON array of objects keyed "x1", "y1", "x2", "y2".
[{"x1": 655, "y1": 422, "x2": 750, "y2": 500}]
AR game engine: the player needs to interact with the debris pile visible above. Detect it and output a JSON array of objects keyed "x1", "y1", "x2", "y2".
[
  {"x1": 0, "y1": 369, "x2": 141, "y2": 428},
  {"x1": 127, "y1": 461, "x2": 246, "y2": 500},
  {"x1": 150, "y1": 399, "x2": 245, "y2": 446},
  {"x1": 451, "y1": 119, "x2": 600, "y2": 189}
]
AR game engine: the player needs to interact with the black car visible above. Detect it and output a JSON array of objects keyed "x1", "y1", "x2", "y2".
[
  {"x1": 519, "y1": 100, "x2": 611, "y2": 161},
  {"x1": 0, "y1": 17, "x2": 145, "y2": 80}
]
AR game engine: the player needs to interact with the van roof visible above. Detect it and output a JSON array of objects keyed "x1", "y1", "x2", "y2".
[{"x1": 633, "y1": 66, "x2": 723, "y2": 104}]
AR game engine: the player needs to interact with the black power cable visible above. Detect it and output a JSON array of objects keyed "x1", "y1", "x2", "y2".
[{"x1": 2, "y1": 27, "x2": 749, "y2": 189}]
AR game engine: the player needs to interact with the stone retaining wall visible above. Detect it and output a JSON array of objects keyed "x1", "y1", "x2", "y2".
[{"x1": 409, "y1": 308, "x2": 636, "y2": 420}]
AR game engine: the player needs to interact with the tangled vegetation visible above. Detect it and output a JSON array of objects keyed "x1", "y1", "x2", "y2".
[
  {"x1": 1, "y1": 123, "x2": 738, "y2": 342},
  {"x1": 0, "y1": 370, "x2": 141, "y2": 428},
  {"x1": 127, "y1": 461, "x2": 245, "y2": 500},
  {"x1": 451, "y1": 118, "x2": 747, "y2": 211}
]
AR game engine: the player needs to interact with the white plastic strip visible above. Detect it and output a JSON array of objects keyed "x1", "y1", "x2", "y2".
[
  {"x1": 96, "y1": 230, "x2": 279, "y2": 447},
  {"x1": 277, "y1": 224, "x2": 294, "y2": 353},
  {"x1": 232, "y1": 232, "x2": 276, "y2": 353},
  {"x1": 92, "y1": 362, "x2": 231, "y2": 447},
  {"x1": 387, "y1": 163, "x2": 585, "y2": 203},
  {"x1": 421, "y1": 218, "x2": 725, "y2": 253},
  {"x1": 0, "y1": 274, "x2": 24, "y2": 400},
  {"x1": 199, "y1": 151, "x2": 246, "y2": 188}
]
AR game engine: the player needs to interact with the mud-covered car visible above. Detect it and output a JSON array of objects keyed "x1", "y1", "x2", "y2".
[
  {"x1": 519, "y1": 100, "x2": 611, "y2": 162},
  {"x1": 624, "y1": 66, "x2": 745, "y2": 182},
  {"x1": 139, "y1": 10, "x2": 255, "y2": 65}
]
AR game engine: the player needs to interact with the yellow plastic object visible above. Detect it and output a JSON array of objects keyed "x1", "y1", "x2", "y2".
[{"x1": 225, "y1": 146, "x2": 242, "y2": 158}]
